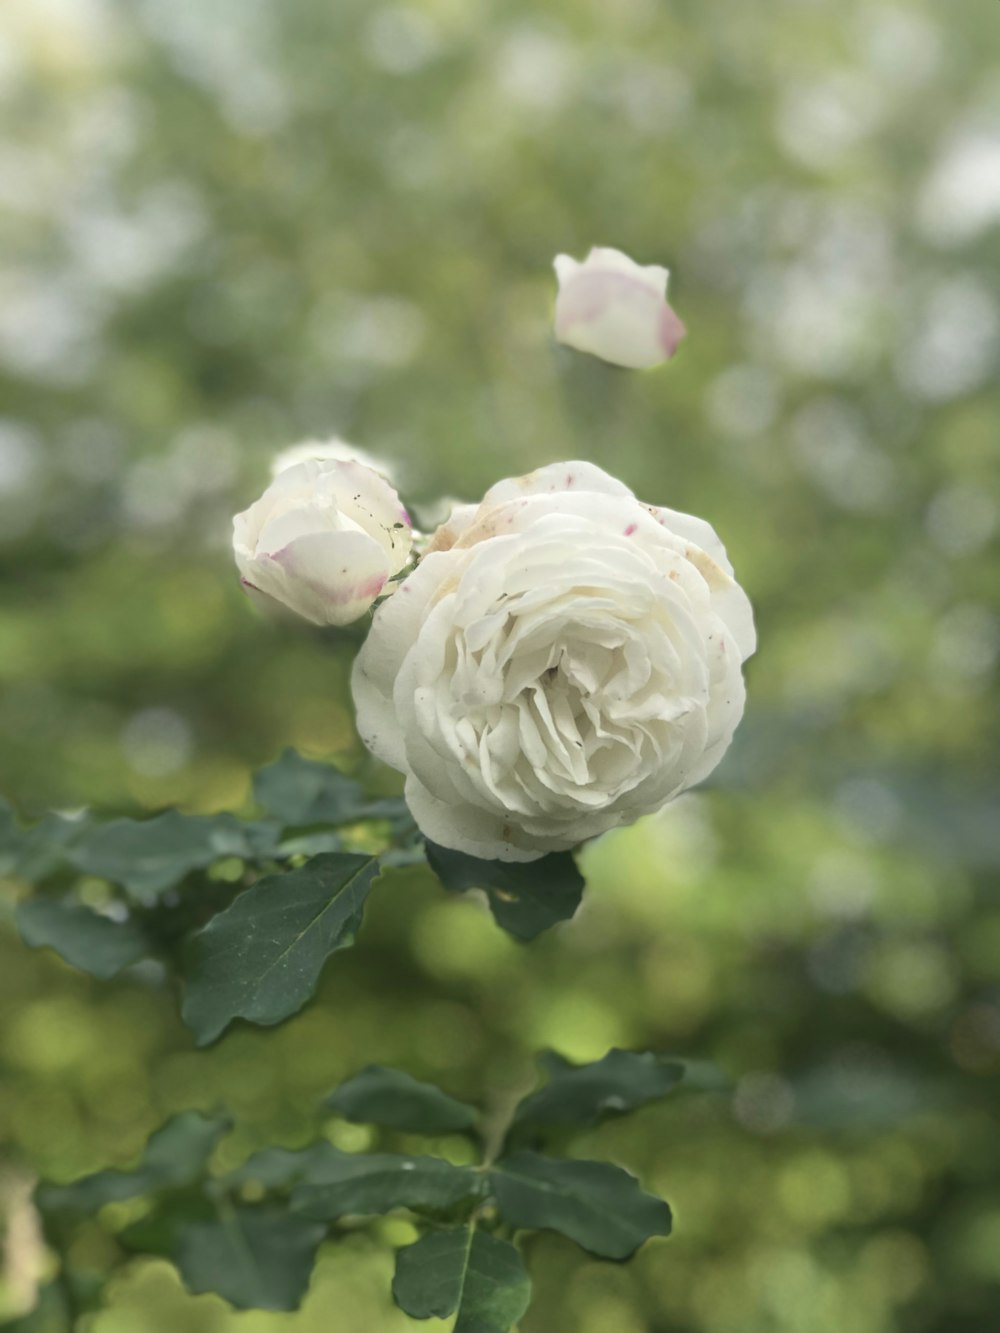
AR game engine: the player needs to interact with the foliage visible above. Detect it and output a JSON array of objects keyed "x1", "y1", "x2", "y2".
[
  {"x1": 10, "y1": 753, "x2": 587, "y2": 1053},
  {"x1": 27, "y1": 1052, "x2": 695, "y2": 1328}
]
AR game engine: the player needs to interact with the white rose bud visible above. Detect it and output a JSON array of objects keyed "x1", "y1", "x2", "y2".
[
  {"x1": 233, "y1": 459, "x2": 412, "y2": 627},
  {"x1": 553, "y1": 246, "x2": 686, "y2": 370},
  {"x1": 352, "y1": 461, "x2": 754, "y2": 861}
]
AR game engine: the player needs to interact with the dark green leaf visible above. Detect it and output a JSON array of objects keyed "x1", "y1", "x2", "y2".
[
  {"x1": 491, "y1": 1151, "x2": 671, "y2": 1260},
  {"x1": 173, "y1": 1205, "x2": 324, "y2": 1311},
  {"x1": 425, "y1": 843, "x2": 584, "y2": 940},
  {"x1": 1, "y1": 801, "x2": 91, "y2": 884},
  {"x1": 37, "y1": 1112, "x2": 229, "y2": 1214},
  {"x1": 227, "y1": 1142, "x2": 345, "y2": 1190},
  {"x1": 325, "y1": 1064, "x2": 479, "y2": 1135},
  {"x1": 254, "y1": 749, "x2": 376, "y2": 825},
  {"x1": 181, "y1": 853, "x2": 378, "y2": 1045},
  {"x1": 274, "y1": 831, "x2": 344, "y2": 858},
  {"x1": 291, "y1": 1149, "x2": 482, "y2": 1220},
  {"x1": 117, "y1": 1191, "x2": 216, "y2": 1255},
  {"x1": 69, "y1": 811, "x2": 280, "y2": 903},
  {"x1": 512, "y1": 1049, "x2": 686, "y2": 1133},
  {"x1": 392, "y1": 1226, "x2": 531, "y2": 1332},
  {"x1": 16, "y1": 896, "x2": 150, "y2": 978}
]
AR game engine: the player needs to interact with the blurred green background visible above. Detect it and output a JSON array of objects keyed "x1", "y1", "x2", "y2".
[{"x1": 1, "y1": 0, "x2": 999, "y2": 1329}]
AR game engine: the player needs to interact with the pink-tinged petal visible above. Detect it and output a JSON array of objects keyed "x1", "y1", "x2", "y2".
[
  {"x1": 659, "y1": 303, "x2": 687, "y2": 358},
  {"x1": 272, "y1": 529, "x2": 390, "y2": 626},
  {"x1": 552, "y1": 246, "x2": 685, "y2": 370}
]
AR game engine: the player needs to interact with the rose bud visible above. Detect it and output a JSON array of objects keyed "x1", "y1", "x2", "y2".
[
  {"x1": 553, "y1": 246, "x2": 686, "y2": 370},
  {"x1": 233, "y1": 459, "x2": 412, "y2": 627}
]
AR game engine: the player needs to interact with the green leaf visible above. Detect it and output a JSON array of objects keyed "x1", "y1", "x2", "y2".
[
  {"x1": 173, "y1": 1205, "x2": 324, "y2": 1311},
  {"x1": 325, "y1": 1065, "x2": 479, "y2": 1135},
  {"x1": 37, "y1": 1112, "x2": 229, "y2": 1214},
  {"x1": 254, "y1": 748, "x2": 393, "y2": 825},
  {"x1": 275, "y1": 830, "x2": 345, "y2": 858},
  {"x1": 392, "y1": 1226, "x2": 531, "y2": 1332},
  {"x1": 117, "y1": 1190, "x2": 216, "y2": 1255},
  {"x1": 1, "y1": 801, "x2": 91, "y2": 884},
  {"x1": 227, "y1": 1142, "x2": 345, "y2": 1190},
  {"x1": 425, "y1": 842, "x2": 584, "y2": 940},
  {"x1": 512, "y1": 1049, "x2": 686, "y2": 1133},
  {"x1": 491, "y1": 1151, "x2": 671, "y2": 1260},
  {"x1": 290, "y1": 1149, "x2": 482, "y2": 1220},
  {"x1": 181, "y1": 853, "x2": 378, "y2": 1046},
  {"x1": 16, "y1": 896, "x2": 150, "y2": 979},
  {"x1": 69, "y1": 811, "x2": 280, "y2": 903}
]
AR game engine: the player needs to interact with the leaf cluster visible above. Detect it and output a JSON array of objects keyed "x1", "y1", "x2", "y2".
[
  {"x1": 28, "y1": 1051, "x2": 702, "y2": 1329},
  {"x1": 6, "y1": 751, "x2": 585, "y2": 1046}
]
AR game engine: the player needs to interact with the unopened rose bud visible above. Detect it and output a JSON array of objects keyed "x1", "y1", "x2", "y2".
[
  {"x1": 553, "y1": 246, "x2": 686, "y2": 370},
  {"x1": 233, "y1": 459, "x2": 412, "y2": 627}
]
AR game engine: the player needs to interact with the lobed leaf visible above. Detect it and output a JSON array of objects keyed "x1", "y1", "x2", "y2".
[
  {"x1": 491, "y1": 1150, "x2": 671, "y2": 1260},
  {"x1": 69, "y1": 811, "x2": 281, "y2": 903},
  {"x1": 37, "y1": 1112, "x2": 229, "y2": 1214},
  {"x1": 425, "y1": 842, "x2": 584, "y2": 940},
  {"x1": 290, "y1": 1149, "x2": 483, "y2": 1221},
  {"x1": 325, "y1": 1064, "x2": 479, "y2": 1135},
  {"x1": 392, "y1": 1226, "x2": 531, "y2": 1333},
  {"x1": 512, "y1": 1049, "x2": 686, "y2": 1134},
  {"x1": 181, "y1": 853, "x2": 378, "y2": 1045},
  {"x1": 16, "y1": 896, "x2": 151, "y2": 979}
]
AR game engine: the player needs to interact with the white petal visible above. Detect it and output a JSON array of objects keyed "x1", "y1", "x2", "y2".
[
  {"x1": 480, "y1": 460, "x2": 634, "y2": 507},
  {"x1": 552, "y1": 247, "x2": 686, "y2": 370},
  {"x1": 352, "y1": 551, "x2": 458, "y2": 768},
  {"x1": 258, "y1": 529, "x2": 389, "y2": 626},
  {"x1": 586, "y1": 246, "x2": 668, "y2": 298},
  {"x1": 426, "y1": 502, "x2": 479, "y2": 554},
  {"x1": 321, "y1": 460, "x2": 412, "y2": 574},
  {"x1": 553, "y1": 254, "x2": 581, "y2": 286}
]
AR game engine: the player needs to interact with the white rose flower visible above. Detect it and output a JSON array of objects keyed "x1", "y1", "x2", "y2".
[
  {"x1": 553, "y1": 246, "x2": 686, "y2": 370},
  {"x1": 233, "y1": 459, "x2": 412, "y2": 627},
  {"x1": 352, "y1": 461, "x2": 754, "y2": 861},
  {"x1": 270, "y1": 436, "x2": 395, "y2": 483}
]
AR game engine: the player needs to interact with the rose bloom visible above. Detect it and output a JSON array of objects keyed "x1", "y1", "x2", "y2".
[
  {"x1": 352, "y1": 462, "x2": 754, "y2": 861},
  {"x1": 553, "y1": 246, "x2": 686, "y2": 370},
  {"x1": 233, "y1": 459, "x2": 412, "y2": 627}
]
